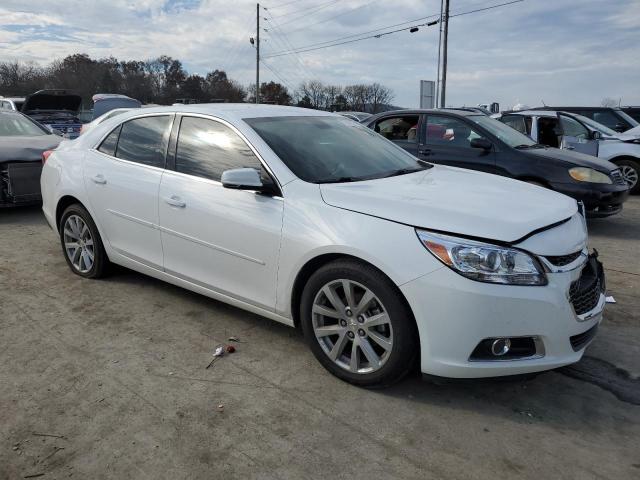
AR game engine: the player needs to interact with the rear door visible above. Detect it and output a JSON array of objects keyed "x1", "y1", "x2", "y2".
[
  {"x1": 371, "y1": 114, "x2": 420, "y2": 155},
  {"x1": 418, "y1": 114, "x2": 496, "y2": 173},
  {"x1": 84, "y1": 114, "x2": 173, "y2": 269},
  {"x1": 558, "y1": 114, "x2": 598, "y2": 157},
  {"x1": 158, "y1": 115, "x2": 283, "y2": 310}
]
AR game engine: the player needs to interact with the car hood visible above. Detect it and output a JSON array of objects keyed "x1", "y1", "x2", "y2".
[
  {"x1": 624, "y1": 125, "x2": 640, "y2": 136},
  {"x1": 319, "y1": 166, "x2": 577, "y2": 244},
  {"x1": 22, "y1": 90, "x2": 82, "y2": 113},
  {"x1": 523, "y1": 146, "x2": 617, "y2": 172},
  {"x1": 0, "y1": 135, "x2": 62, "y2": 162}
]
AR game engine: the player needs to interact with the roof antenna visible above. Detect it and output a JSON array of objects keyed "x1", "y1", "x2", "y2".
[
  {"x1": 618, "y1": 97, "x2": 622, "y2": 107},
  {"x1": 541, "y1": 99, "x2": 546, "y2": 106}
]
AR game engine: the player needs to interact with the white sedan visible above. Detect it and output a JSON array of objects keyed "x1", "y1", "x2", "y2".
[{"x1": 41, "y1": 104, "x2": 605, "y2": 386}]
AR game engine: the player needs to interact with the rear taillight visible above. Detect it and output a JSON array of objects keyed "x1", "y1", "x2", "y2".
[{"x1": 42, "y1": 150, "x2": 53, "y2": 164}]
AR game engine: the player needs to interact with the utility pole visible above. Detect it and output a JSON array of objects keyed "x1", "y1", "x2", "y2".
[
  {"x1": 440, "y1": 0, "x2": 450, "y2": 108},
  {"x1": 435, "y1": 0, "x2": 444, "y2": 108},
  {"x1": 256, "y1": 3, "x2": 260, "y2": 104}
]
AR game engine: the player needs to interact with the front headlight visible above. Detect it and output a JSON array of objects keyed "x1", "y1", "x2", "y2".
[
  {"x1": 569, "y1": 167, "x2": 612, "y2": 184},
  {"x1": 416, "y1": 230, "x2": 547, "y2": 286}
]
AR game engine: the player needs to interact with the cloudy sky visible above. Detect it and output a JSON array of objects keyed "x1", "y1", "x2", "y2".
[{"x1": 0, "y1": 0, "x2": 638, "y2": 109}]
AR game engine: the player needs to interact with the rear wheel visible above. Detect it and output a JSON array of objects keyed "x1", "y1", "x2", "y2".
[
  {"x1": 616, "y1": 159, "x2": 639, "y2": 194},
  {"x1": 300, "y1": 259, "x2": 418, "y2": 387},
  {"x1": 59, "y1": 204, "x2": 109, "y2": 278}
]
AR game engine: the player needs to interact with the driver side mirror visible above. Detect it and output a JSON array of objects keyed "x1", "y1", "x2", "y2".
[
  {"x1": 614, "y1": 123, "x2": 626, "y2": 133},
  {"x1": 470, "y1": 137, "x2": 492, "y2": 150},
  {"x1": 591, "y1": 130, "x2": 602, "y2": 140},
  {"x1": 221, "y1": 168, "x2": 264, "y2": 191}
]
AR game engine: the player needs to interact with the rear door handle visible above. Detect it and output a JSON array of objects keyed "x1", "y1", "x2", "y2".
[
  {"x1": 566, "y1": 146, "x2": 575, "y2": 150},
  {"x1": 418, "y1": 148, "x2": 432, "y2": 156},
  {"x1": 91, "y1": 174, "x2": 106, "y2": 184},
  {"x1": 164, "y1": 195, "x2": 186, "y2": 208}
]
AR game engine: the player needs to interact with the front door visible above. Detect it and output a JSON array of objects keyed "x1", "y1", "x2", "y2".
[
  {"x1": 418, "y1": 114, "x2": 496, "y2": 173},
  {"x1": 559, "y1": 114, "x2": 599, "y2": 157},
  {"x1": 84, "y1": 114, "x2": 173, "y2": 269},
  {"x1": 158, "y1": 115, "x2": 283, "y2": 310}
]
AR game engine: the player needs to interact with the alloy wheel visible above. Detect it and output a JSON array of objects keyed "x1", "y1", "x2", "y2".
[
  {"x1": 63, "y1": 215, "x2": 95, "y2": 273},
  {"x1": 620, "y1": 165, "x2": 638, "y2": 189},
  {"x1": 312, "y1": 279, "x2": 393, "y2": 374}
]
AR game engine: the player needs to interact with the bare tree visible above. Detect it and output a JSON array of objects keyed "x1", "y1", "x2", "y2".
[{"x1": 601, "y1": 97, "x2": 619, "y2": 108}]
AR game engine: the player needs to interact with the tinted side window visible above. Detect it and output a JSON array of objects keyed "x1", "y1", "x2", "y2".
[
  {"x1": 374, "y1": 115, "x2": 420, "y2": 142},
  {"x1": 500, "y1": 115, "x2": 528, "y2": 134},
  {"x1": 115, "y1": 116, "x2": 172, "y2": 168},
  {"x1": 425, "y1": 115, "x2": 482, "y2": 148},
  {"x1": 591, "y1": 111, "x2": 621, "y2": 130},
  {"x1": 97, "y1": 125, "x2": 121, "y2": 156},
  {"x1": 175, "y1": 116, "x2": 266, "y2": 182}
]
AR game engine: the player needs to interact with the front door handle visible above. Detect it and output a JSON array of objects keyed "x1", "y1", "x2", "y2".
[
  {"x1": 418, "y1": 148, "x2": 432, "y2": 156},
  {"x1": 91, "y1": 174, "x2": 106, "y2": 184},
  {"x1": 165, "y1": 195, "x2": 186, "y2": 208},
  {"x1": 566, "y1": 146, "x2": 575, "y2": 150}
]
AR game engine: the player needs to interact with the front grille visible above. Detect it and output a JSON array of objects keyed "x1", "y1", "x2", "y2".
[
  {"x1": 570, "y1": 324, "x2": 598, "y2": 351},
  {"x1": 546, "y1": 251, "x2": 582, "y2": 267},
  {"x1": 610, "y1": 169, "x2": 627, "y2": 186},
  {"x1": 569, "y1": 262, "x2": 604, "y2": 315}
]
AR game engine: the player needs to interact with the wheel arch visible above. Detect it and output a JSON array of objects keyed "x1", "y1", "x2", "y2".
[
  {"x1": 290, "y1": 253, "x2": 419, "y2": 338},
  {"x1": 608, "y1": 155, "x2": 640, "y2": 164},
  {"x1": 56, "y1": 195, "x2": 87, "y2": 230}
]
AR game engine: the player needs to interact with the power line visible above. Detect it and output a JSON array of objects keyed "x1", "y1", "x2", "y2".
[
  {"x1": 264, "y1": 19, "x2": 440, "y2": 58},
  {"x1": 285, "y1": 0, "x2": 380, "y2": 34},
  {"x1": 265, "y1": 13, "x2": 441, "y2": 57},
  {"x1": 263, "y1": 12, "x2": 312, "y2": 86},
  {"x1": 263, "y1": 0, "x2": 524, "y2": 58},
  {"x1": 275, "y1": 0, "x2": 343, "y2": 27},
  {"x1": 266, "y1": 0, "x2": 310, "y2": 10},
  {"x1": 266, "y1": 0, "x2": 340, "y2": 18}
]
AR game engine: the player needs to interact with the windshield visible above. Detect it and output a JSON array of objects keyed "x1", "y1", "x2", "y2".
[
  {"x1": 0, "y1": 114, "x2": 48, "y2": 136},
  {"x1": 616, "y1": 109, "x2": 639, "y2": 128},
  {"x1": 572, "y1": 114, "x2": 618, "y2": 136},
  {"x1": 245, "y1": 116, "x2": 430, "y2": 183},
  {"x1": 469, "y1": 115, "x2": 536, "y2": 148}
]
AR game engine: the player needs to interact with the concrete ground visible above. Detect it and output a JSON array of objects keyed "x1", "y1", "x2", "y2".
[{"x1": 1, "y1": 198, "x2": 639, "y2": 480}]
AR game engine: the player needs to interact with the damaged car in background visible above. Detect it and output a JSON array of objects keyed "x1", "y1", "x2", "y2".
[
  {"x1": 0, "y1": 111, "x2": 62, "y2": 207},
  {"x1": 41, "y1": 105, "x2": 607, "y2": 386},
  {"x1": 21, "y1": 89, "x2": 84, "y2": 139}
]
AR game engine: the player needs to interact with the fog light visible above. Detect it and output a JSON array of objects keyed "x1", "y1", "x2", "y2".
[{"x1": 491, "y1": 338, "x2": 511, "y2": 356}]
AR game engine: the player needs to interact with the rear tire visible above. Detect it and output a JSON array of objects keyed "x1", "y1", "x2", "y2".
[
  {"x1": 615, "y1": 159, "x2": 639, "y2": 194},
  {"x1": 59, "y1": 204, "x2": 109, "y2": 278},
  {"x1": 300, "y1": 259, "x2": 418, "y2": 388}
]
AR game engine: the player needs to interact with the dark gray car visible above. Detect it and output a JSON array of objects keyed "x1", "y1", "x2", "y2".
[{"x1": 0, "y1": 111, "x2": 62, "y2": 207}]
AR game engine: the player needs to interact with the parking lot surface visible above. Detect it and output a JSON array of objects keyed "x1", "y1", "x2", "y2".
[{"x1": 1, "y1": 199, "x2": 639, "y2": 479}]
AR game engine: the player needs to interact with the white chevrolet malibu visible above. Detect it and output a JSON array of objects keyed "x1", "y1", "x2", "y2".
[{"x1": 41, "y1": 104, "x2": 606, "y2": 387}]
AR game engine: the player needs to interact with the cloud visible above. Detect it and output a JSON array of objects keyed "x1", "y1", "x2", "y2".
[{"x1": 0, "y1": 0, "x2": 638, "y2": 108}]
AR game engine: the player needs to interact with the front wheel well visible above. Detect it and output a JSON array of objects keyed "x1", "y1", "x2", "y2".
[
  {"x1": 55, "y1": 195, "x2": 86, "y2": 230},
  {"x1": 290, "y1": 253, "x2": 417, "y2": 334},
  {"x1": 608, "y1": 156, "x2": 640, "y2": 165}
]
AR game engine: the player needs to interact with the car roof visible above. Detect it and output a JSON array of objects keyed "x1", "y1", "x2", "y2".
[
  {"x1": 369, "y1": 108, "x2": 482, "y2": 119},
  {"x1": 108, "y1": 103, "x2": 337, "y2": 123},
  {"x1": 531, "y1": 106, "x2": 623, "y2": 112},
  {"x1": 502, "y1": 110, "x2": 558, "y2": 117}
]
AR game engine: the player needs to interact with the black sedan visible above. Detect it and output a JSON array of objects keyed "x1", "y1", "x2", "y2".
[
  {"x1": 0, "y1": 111, "x2": 62, "y2": 207},
  {"x1": 365, "y1": 109, "x2": 629, "y2": 217}
]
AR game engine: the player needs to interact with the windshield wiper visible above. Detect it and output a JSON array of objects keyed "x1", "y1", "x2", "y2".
[
  {"x1": 316, "y1": 176, "x2": 362, "y2": 184},
  {"x1": 514, "y1": 144, "x2": 545, "y2": 149},
  {"x1": 381, "y1": 165, "x2": 430, "y2": 178}
]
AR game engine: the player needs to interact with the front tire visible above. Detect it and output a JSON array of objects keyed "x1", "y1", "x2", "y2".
[
  {"x1": 616, "y1": 159, "x2": 639, "y2": 194},
  {"x1": 300, "y1": 259, "x2": 418, "y2": 387},
  {"x1": 59, "y1": 204, "x2": 109, "y2": 278}
]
